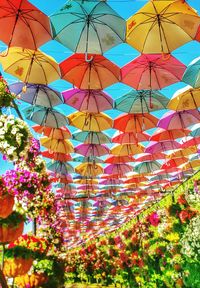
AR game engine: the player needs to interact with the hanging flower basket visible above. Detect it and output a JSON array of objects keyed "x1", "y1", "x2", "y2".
[
  {"x1": 15, "y1": 273, "x2": 48, "y2": 288},
  {"x1": 0, "y1": 212, "x2": 25, "y2": 243},
  {"x1": 3, "y1": 257, "x2": 33, "y2": 277},
  {"x1": 0, "y1": 194, "x2": 14, "y2": 218}
]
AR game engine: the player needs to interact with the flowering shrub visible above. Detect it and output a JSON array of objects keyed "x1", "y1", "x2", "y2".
[
  {"x1": 0, "y1": 114, "x2": 31, "y2": 161},
  {"x1": 0, "y1": 76, "x2": 16, "y2": 107}
]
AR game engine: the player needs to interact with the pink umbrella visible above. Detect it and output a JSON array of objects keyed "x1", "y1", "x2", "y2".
[
  {"x1": 121, "y1": 54, "x2": 186, "y2": 90},
  {"x1": 76, "y1": 185, "x2": 99, "y2": 190},
  {"x1": 104, "y1": 164, "x2": 132, "y2": 175},
  {"x1": 181, "y1": 136, "x2": 200, "y2": 148},
  {"x1": 74, "y1": 144, "x2": 109, "y2": 157},
  {"x1": 62, "y1": 88, "x2": 113, "y2": 113},
  {"x1": 112, "y1": 130, "x2": 150, "y2": 144},
  {"x1": 145, "y1": 141, "x2": 181, "y2": 154},
  {"x1": 135, "y1": 152, "x2": 166, "y2": 162},
  {"x1": 99, "y1": 179, "x2": 124, "y2": 185},
  {"x1": 158, "y1": 110, "x2": 200, "y2": 130}
]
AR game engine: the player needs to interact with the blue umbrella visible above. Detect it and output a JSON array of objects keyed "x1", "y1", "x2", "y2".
[
  {"x1": 72, "y1": 156, "x2": 104, "y2": 164},
  {"x1": 50, "y1": 1, "x2": 125, "y2": 55},
  {"x1": 72, "y1": 131, "x2": 111, "y2": 144},
  {"x1": 190, "y1": 124, "x2": 200, "y2": 137},
  {"x1": 182, "y1": 56, "x2": 200, "y2": 88},
  {"x1": 47, "y1": 161, "x2": 74, "y2": 175}
]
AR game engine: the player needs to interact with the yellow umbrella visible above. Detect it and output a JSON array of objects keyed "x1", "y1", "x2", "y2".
[
  {"x1": 40, "y1": 137, "x2": 74, "y2": 154},
  {"x1": 74, "y1": 179, "x2": 99, "y2": 185},
  {"x1": 182, "y1": 159, "x2": 200, "y2": 170},
  {"x1": 0, "y1": 47, "x2": 60, "y2": 84},
  {"x1": 75, "y1": 163, "x2": 103, "y2": 177},
  {"x1": 111, "y1": 144, "x2": 144, "y2": 156},
  {"x1": 168, "y1": 87, "x2": 200, "y2": 111},
  {"x1": 168, "y1": 146, "x2": 197, "y2": 158},
  {"x1": 126, "y1": 0, "x2": 200, "y2": 53},
  {"x1": 68, "y1": 112, "x2": 112, "y2": 132}
]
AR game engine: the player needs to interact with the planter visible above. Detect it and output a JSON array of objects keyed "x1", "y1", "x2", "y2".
[
  {"x1": 3, "y1": 257, "x2": 33, "y2": 277},
  {"x1": 15, "y1": 273, "x2": 48, "y2": 288},
  {"x1": 0, "y1": 221, "x2": 24, "y2": 243},
  {"x1": 0, "y1": 194, "x2": 14, "y2": 218}
]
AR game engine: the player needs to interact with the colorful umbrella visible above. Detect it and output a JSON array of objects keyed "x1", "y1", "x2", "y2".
[
  {"x1": 158, "y1": 110, "x2": 200, "y2": 130},
  {"x1": 75, "y1": 163, "x2": 103, "y2": 177},
  {"x1": 190, "y1": 124, "x2": 200, "y2": 137},
  {"x1": 40, "y1": 137, "x2": 74, "y2": 154},
  {"x1": 145, "y1": 141, "x2": 181, "y2": 154},
  {"x1": 68, "y1": 112, "x2": 112, "y2": 132},
  {"x1": 182, "y1": 160, "x2": 200, "y2": 170},
  {"x1": 72, "y1": 131, "x2": 111, "y2": 144},
  {"x1": 150, "y1": 128, "x2": 190, "y2": 142},
  {"x1": 0, "y1": 0, "x2": 51, "y2": 50},
  {"x1": 114, "y1": 89, "x2": 169, "y2": 113},
  {"x1": 0, "y1": 47, "x2": 60, "y2": 84},
  {"x1": 111, "y1": 144, "x2": 144, "y2": 156},
  {"x1": 135, "y1": 153, "x2": 166, "y2": 162},
  {"x1": 23, "y1": 106, "x2": 67, "y2": 128},
  {"x1": 135, "y1": 161, "x2": 161, "y2": 175},
  {"x1": 121, "y1": 54, "x2": 186, "y2": 90},
  {"x1": 182, "y1": 57, "x2": 200, "y2": 88},
  {"x1": 50, "y1": 0, "x2": 125, "y2": 54},
  {"x1": 126, "y1": 0, "x2": 200, "y2": 53},
  {"x1": 63, "y1": 88, "x2": 113, "y2": 113},
  {"x1": 100, "y1": 179, "x2": 123, "y2": 185},
  {"x1": 41, "y1": 151, "x2": 72, "y2": 162},
  {"x1": 169, "y1": 147, "x2": 198, "y2": 159},
  {"x1": 75, "y1": 144, "x2": 109, "y2": 157},
  {"x1": 105, "y1": 155, "x2": 135, "y2": 164},
  {"x1": 168, "y1": 86, "x2": 200, "y2": 111},
  {"x1": 104, "y1": 164, "x2": 132, "y2": 175},
  {"x1": 33, "y1": 125, "x2": 71, "y2": 139},
  {"x1": 181, "y1": 137, "x2": 200, "y2": 148},
  {"x1": 60, "y1": 53, "x2": 120, "y2": 89},
  {"x1": 161, "y1": 157, "x2": 188, "y2": 170},
  {"x1": 114, "y1": 113, "x2": 158, "y2": 133},
  {"x1": 124, "y1": 176, "x2": 147, "y2": 184},
  {"x1": 47, "y1": 161, "x2": 74, "y2": 175},
  {"x1": 74, "y1": 178, "x2": 99, "y2": 185},
  {"x1": 112, "y1": 130, "x2": 150, "y2": 144},
  {"x1": 9, "y1": 83, "x2": 63, "y2": 108},
  {"x1": 72, "y1": 156, "x2": 104, "y2": 164}
]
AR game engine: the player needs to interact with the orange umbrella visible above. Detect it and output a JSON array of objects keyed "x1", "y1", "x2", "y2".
[
  {"x1": 168, "y1": 147, "x2": 197, "y2": 158},
  {"x1": 124, "y1": 176, "x2": 148, "y2": 184},
  {"x1": 182, "y1": 160, "x2": 200, "y2": 170},
  {"x1": 112, "y1": 130, "x2": 150, "y2": 144},
  {"x1": 60, "y1": 53, "x2": 120, "y2": 89},
  {"x1": 114, "y1": 113, "x2": 158, "y2": 132},
  {"x1": 105, "y1": 155, "x2": 135, "y2": 164},
  {"x1": 111, "y1": 144, "x2": 144, "y2": 156},
  {"x1": 135, "y1": 152, "x2": 166, "y2": 162},
  {"x1": 150, "y1": 128, "x2": 190, "y2": 141},
  {"x1": 41, "y1": 151, "x2": 72, "y2": 162},
  {"x1": 33, "y1": 125, "x2": 71, "y2": 139},
  {"x1": 161, "y1": 157, "x2": 188, "y2": 170}
]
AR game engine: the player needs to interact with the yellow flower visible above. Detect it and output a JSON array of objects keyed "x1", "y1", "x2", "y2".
[{"x1": 166, "y1": 232, "x2": 180, "y2": 242}]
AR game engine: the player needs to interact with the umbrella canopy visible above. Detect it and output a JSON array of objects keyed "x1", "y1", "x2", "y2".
[
  {"x1": 135, "y1": 152, "x2": 166, "y2": 162},
  {"x1": 60, "y1": 53, "x2": 120, "y2": 89},
  {"x1": 41, "y1": 151, "x2": 72, "y2": 162},
  {"x1": 112, "y1": 130, "x2": 150, "y2": 144},
  {"x1": 111, "y1": 144, "x2": 144, "y2": 156},
  {"x1": 190, "y1": 124, "x2": 200, "y2": 137},
  {"x1": 114, "y1": 89, "x2": 169, "y2": 113},
  {"x1": 75, "y1": 163, "x2": 103, "y2": 177},
  {"x1": 9, "y1": 83, "x2": 63, "y2": 108},
  {"x1": 105, "y1": 155, "x2": 135, "y2": 164},
  {"x1": 126, "y1": 0, "x2": 200, "y2": 53},
  {"x1": 168, "y1": 86, "x2": 200, "y2": 111},
  {"x1": 161, "y1": 157, "x2": 188, "y2": 170},
  {"x1": 182, "y1": 160, "x2": 200, "y2": 170},
  {"x1": 74, "y1": 178, "x2": 99, "y2": 185},
  {"x1": 72, "y1": 156, "x2": 104, "y2": 164},
  {"x1": 168, "y1": 147, "x2": 197, "y2": 158},
  {"x1": 104, "y1": 164, "x2": 132, "y2": 176},
  {"x1": 23, "y1": 106, "x2": 67, "y2": 128},
  {"x1": 145, "y1": 141, "x2": 181, "y2": 154},
  {"x1": 63, "y1": 89, "x2": 113, "y2": 113},
  {"x1": 50, "y1": 0, "x2": 125, "y2": 54},
  {"x1": 158, "y1": 110, "x2": 200, "y2": 130},
  {"x1": 124, "y1": 176, "x2": 148, "y2": 184},
  {"x1": 75, "y1": 144, "x2": 109, "y2": 157},
  {"x1": 72, "y1": 131, "x2": 111, "y2": 144},
  {"x1": 181, "y1": 137, "x2": 200, "y2": 148},
  {"x1": 121, "y1": 54, "x2": 186, "y2": 90},
  {"x1": 150, "y1": 128, "x2": 190, "y2": 141},
  {"x1": 0, "y1": 47, "x2": 60, "y2": 84},
  {"x1": 135, "y1": 161, "x2": 161, "y2": 175},
  {"x1": 68, "y1": 112, "x2": 112, "y2": 132},
  {"x1": 0, "y1": 0, "x2": 51, "y2": 50},
  {"x1": 114, "y1": 113, "x2": 158, "y2": 133},
  {"x1": 47, "y1": 161, "x2": 74, "y2": 175},
  {"x1": 40, "y1": 137, "x2": 74, "y2": 154},
  {"x1": 182, "y1": 56, "x2": 200, "y2": 88},
  {"x1": 33, "y1": 125, "x2": 71, "y2": 139}
]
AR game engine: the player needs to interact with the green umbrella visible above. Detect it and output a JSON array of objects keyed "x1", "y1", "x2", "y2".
[
  {"x1": 72, "y1": 131, "x2": 111, "y2": 144},
  {"x1": 135, "y1": 161, "x2": 161, "y2": 174}
]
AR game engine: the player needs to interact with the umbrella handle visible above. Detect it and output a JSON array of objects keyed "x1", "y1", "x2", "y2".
[
  {"x1": 162, "y1": 53, "x2": 171, "y2": 61},
  {"x1": 85, "y1": 52, "x2": 93, "y2": 63}
]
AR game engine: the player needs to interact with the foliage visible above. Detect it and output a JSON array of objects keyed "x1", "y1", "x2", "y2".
[
  {"x1": 0, "y1": 76, "x2": 16, "y2": 108},
  {"x1": 0, "y1": 211, "x2": 25, "y2": 227}
]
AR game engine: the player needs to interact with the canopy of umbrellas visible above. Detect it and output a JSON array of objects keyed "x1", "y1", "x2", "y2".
[{"x1": 1, "y1": 0, "x2": 200, "y2": 248}]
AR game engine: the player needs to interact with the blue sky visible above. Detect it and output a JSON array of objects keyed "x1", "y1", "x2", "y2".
[{"x1": 0, "y1": 0, "x2": 200, "y2": 175}]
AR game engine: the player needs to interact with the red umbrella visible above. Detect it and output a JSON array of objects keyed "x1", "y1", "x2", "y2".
[
  {"x1": 112, "y1": 130, "x2": 150, "y2": 144},
  {"x1": 121, "y1": 54, "x2": 186, "y2": 90},
  {"x1": 41, "y1": 151, "x2": 72, "y2": 162},
  {"x1": 60, "y1": 53, "x2": 120, "y2": 89},
  {"x1": 150, "y1": 128, "x2": 190, "y2": 142},
  {"x1": 0, "y1": 0, "x2": 52, "y2": 50},
  {"x1": 135, "y1": 152, "x2": 166, "y2": 162},
  {"x1": 105, "y1": 155, "x2": 135, "y2": 164},
  {"x1": 124, "y1": 176, "x2": 148, "y2": 184},
  {"x1": 75, "y1": 144, "x2": 109, "y2": 157},
  {"x1": 114, "y1": 113, "x2": 158, "y2": 133},
  {"x1": 181, "y1": 136, "x2": 200, "y2": 148},
  {"x1": 161, "y1": 157, "x2": 188, "y2": 170}
]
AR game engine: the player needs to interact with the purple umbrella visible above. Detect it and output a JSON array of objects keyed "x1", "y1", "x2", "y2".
[
  {"x1": 158, "y1": 110, "x2": 200, "y2": 130},
  {"x1": 75, "y1": 144, "x2": 110, "y2": 157},
  {"x1": 63, "y1": 88, "x2": 113, "y2": 113},
  {"x1": 104, "y1": 164, "x2": 132, "y2": 175},
  {"x1": 145, "y1": 141, "x2": 181, "y2": 154},
  {"x1": 9, "y1": 82, "x2": 63, "y2": 108}
]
